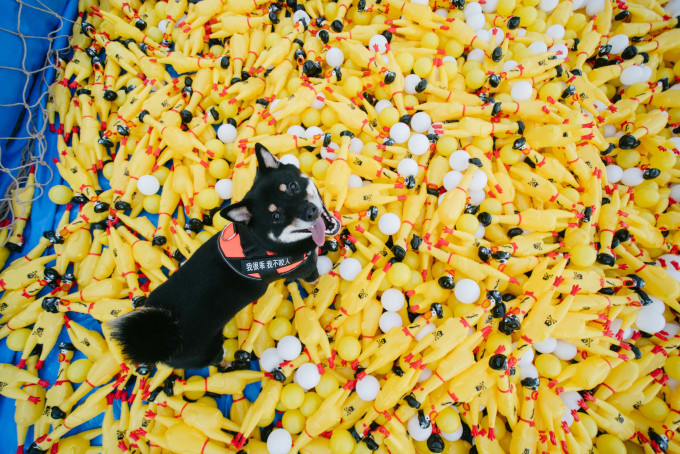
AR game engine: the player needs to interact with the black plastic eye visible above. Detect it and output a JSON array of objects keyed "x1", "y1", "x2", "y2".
[
  {"x1": 618, "y1": 134, "x2": 639, "y2": 150},
  {"x1": 643, "y1": 168, "x2": 660, "y2": 180},
  {"x1": 318, "y1": 29, "x2": 329, "y2": 44},
  {"x1": 615, "y1": 10, "x2": 630, "y2": 21},
  {"x1": 331, "y1": 19, "x2": 343, "y2": 32},
  {"x1": 415, "y1": 79, "x2": 428, "y2": 93},
  {"x1": 488, "y1": 73, "x2": 501, "y2": 87},
  {"x1": 289, "y1": 181, "x2": 298, "y2": 192},
  {"x1": 614, "y1": 228, "x2": 631, "y2": 243},
  {"x1": 596, "y1": 253, "x2": 616, "y2": 266},
  {"x1": 561, "y1": 85, "x2": 576, "y2": 98},
  {"x1": 621, "y1": 45, "x2": 638, "y2": 60},
  {"x1": 598, "y1": 44, "x2": 612, "y2": 56},
  {"x1": 103, "y1": 89, "x2": 117, "y2": 101},
  {"x1": 521, "y1": 377, "x2": 540, "y2": 390},
  {"x1": 58, "y1": 342, "x2": 75, "y2": 352},
  {"x1": 272, "y1": 212, "x2": 282, "y2": 222},
  {"x1": 427, "y1": 433, "x2": 445, "y2": 453},
  {"x1": 478, "y1": 246, "x2": 492, "y2": 262},
  {"x1": 489, "y1": 354, "x2": 508, "y2": 370},
  {"x1": 636, "y1": 289, "x2": 652, "y2": 306},
  {"x1": 477, "y1": 212, "x2": 492, "y2": 227},
  {"x1": 438, "y1": 274, "x2": 455, "y2": 289},
  {"x1": 491, "y1": 301, "x2": 506, "y2": 318},
  {"x1": 499, "y1": 315, "x2": 521, "y2": 334}
]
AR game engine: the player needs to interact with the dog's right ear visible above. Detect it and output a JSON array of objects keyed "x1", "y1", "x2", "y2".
[
  {"x1": 254, "y1": 143, "x2": 280, "y2": 171},
  {"x1": 221, "y1": 200, "x2": 252, "y2": 224}
]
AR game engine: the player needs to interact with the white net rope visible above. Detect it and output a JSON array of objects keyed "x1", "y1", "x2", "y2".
[{"x1": 0, "y1": 0, "x2": 75, "y2": 246}]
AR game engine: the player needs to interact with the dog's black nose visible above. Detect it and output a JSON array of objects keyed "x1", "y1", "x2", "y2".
[{"x1": 304, "y1": 204, "x2": 319, "y2": 221}]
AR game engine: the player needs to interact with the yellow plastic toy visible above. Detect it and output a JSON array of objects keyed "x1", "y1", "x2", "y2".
[{"x1": 9, "y1": 0, "x2": 680, "y2": 451}]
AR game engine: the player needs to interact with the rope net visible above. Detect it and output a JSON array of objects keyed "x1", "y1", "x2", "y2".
[{"x1": 0, "y1": 0, "x2": 77, "y2": 247}]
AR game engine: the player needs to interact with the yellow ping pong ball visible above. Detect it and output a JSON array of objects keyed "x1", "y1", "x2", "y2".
[
  {"x1": 209, "y1": 159, "x2": 230, "y2": 180},
  {"x1": 184, "y1": 375, "x2": 207, "y2": 400},
  {"x1": 456, "y1": 213, "x2": 480, "y2": 235},
  {"x1": 300, "y1": 392, "x2": 323, "y2": 417},
  {"x1": 569, "y1": 244, "x2": 597, "y2": 268},
  {"x1": 479, "y1": 198, "x2": 502, "y2": 215},
  {"x1": 143, "y1": 194, "x2": 161, "y2": 214},
  {"x1": 499, "y1": 144, "x2": 522, "y2": 165},
  {"x1": 282, "y1": 409, "x2": 306, "y2": 434},
  {"x1": 437, "y1": 136, "x2": 459, "y2": 157},
  {"x1": 298, "y1": 151, "x2": 317, "y2": 174},
  {"x1": 387, "y1": 262, "x2": 411, "y2": 287},
  {"x1": 102, "y1": 162, "x2": 114, "y2": 180},
  {"x1": 535, "y1": 353, "x2": 562, "y2": 378},
  {"x1": 196, "y1": 188, "x2": 220, "y2": 210},
  {"x1": 48, "y1": 185, "x2": 73, "y2": 204},
  {"x1": 330, "y1": 429, "x2": 356, "y2": 454},
  {"x1": 268, "y1": 317, "x2": 292, "y2": 340},
  {"x1": 343, "y1": 76, "x2": 363, "y2": 97},
  {"x1": 316, "y1": 373, "x2": 339, "y2": 398},
  {"x1": 436, "y1": 406, "x2": 461, "y2": 433},
  {"x1": 397, "y1": 53, "x2": 415, "y2": 73},
  {"x1": 336, "y1": 336, "x2": 362, "y2": 361},
  {"x1": 595, "y1": 434, "x2": 626, "y2": 454},
  {"x1": 420, "y1": 32, "x2": 439, "y2": 49},
  {"x1": 280, "y1": 383, "x2": 305, "y2": 410},
  {"x1": 153, "y1": 166, "x2": 170, "y2": 185},
  {"x1": 6, "y1": 328, "x2": 31, "y2": 351},
  {"x1": 465, "y1": 68, "x2": 486, "y2": 90},
  {"x1": 379, "y1": 106, "x2": 400, "y2": 128}
]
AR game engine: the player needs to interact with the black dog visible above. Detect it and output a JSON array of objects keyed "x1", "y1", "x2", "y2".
[{"x1": 108, "y1": 144, "x2": 340, "y2": 369}]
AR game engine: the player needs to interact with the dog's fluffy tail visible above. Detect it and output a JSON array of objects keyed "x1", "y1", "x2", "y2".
[{"x1": 108, "y1": 307, "x2": 180, "y2": 365}]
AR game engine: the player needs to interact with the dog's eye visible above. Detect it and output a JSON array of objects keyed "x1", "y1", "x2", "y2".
[
  {"x1": 288, "y1": 182, "x2": 298, "y2": 192},
  {"x1": 272, "y1": 212, "x2": 282, "y2": 222}
]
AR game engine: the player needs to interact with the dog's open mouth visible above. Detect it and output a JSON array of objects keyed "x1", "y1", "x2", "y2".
[{"x1": 309, "y1": 206, "x2": 341, "y2": 246}]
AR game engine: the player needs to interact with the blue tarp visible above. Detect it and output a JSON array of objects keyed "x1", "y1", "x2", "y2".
[{"x1": 0, "y1": 1, "x2": 263, "y2": 451}]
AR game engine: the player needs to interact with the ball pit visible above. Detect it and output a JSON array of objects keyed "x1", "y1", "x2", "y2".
[{"x1": 3, "y1": 0, "x2": 680, "y2": 452}]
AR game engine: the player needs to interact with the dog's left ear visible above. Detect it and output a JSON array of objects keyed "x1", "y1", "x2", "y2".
[
  {"x1": 254, "y1": 143, "x2": 280, "y2": 171},
  {"x1": 221, "y1": 200, "x2": 252, "y2": 224}
]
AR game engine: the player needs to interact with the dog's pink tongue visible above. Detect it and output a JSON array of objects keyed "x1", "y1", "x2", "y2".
[{"x1": 311, "y1": 217, "x2": 326, "y2": 246}]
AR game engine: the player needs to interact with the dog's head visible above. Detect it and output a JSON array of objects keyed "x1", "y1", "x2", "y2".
[{"x1": 220, "y1": 143, "x2": 341, "y2": 252}]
